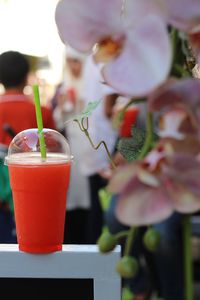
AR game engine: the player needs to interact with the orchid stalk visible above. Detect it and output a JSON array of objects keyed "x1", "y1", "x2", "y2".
[
  {"x1": 75, "y1": 117, "x2": 117, "y2": 169},
  {"x1": 138, "y1": 111, "x2": 154, "y2": 160}
]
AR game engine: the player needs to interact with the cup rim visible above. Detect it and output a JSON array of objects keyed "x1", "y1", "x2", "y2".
[{"x1": 5, "y1": 153, "x2": 73, "y2": 166}]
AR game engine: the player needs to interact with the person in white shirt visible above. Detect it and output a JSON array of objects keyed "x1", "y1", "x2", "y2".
[
  {"x1": 53, "y1": 47, "x2": 90, "y2": 244},
  {"x1": 81, "y1": 55, "x2": 118, "y2": 243}
]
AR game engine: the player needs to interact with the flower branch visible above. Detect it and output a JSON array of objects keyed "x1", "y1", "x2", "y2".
[
  {"x1": 124, "y1": 226, "x2": 137, "y2": 256},
  {"x1": 137, "y1": 111, "x2": 154, "y2": 160},
  {"x1": 74, "y1": 117, "x2": 116, "y2": 169}
]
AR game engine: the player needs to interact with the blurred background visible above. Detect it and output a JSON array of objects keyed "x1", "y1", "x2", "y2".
[{"x1": 0, "y1": 0, "x2": 65, "y2": 105}]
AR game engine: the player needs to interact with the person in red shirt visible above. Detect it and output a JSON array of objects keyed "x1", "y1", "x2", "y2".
[
  {"x1": 0, "y1": 51, "x2": 55, "y2": 146},
  {"x1": 0, "y1": 50, "x2": 55, "y2": 243}
]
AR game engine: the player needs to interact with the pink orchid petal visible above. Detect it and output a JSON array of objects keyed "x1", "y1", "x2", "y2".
[
  {"x1": 167, "y1": 79, "x2": 200, "y2": 109},
  {"x1": 149, "y1": 78, "x2": 200, "y2": 115},
  {"x1": 149, "y1": 79, "x2": 200, "y2": 136},
  {"x1": 108, "y1": 162, "x2": 139, "y2": 194},
  {"x1": 161, "y1": 155, "x2": 200, "y2": 213},
  {"x1": 138, "y1": 169, "x2": 160, "y2": 187},
  {"x1": 170, "y1": 184, "x2": 200, "y2": 213},
  {"x1": 116, "y1": 179, "x2": 173, "y2": 226},
  {"x1": 159, "y1": 110, "x2": 187, "y2": 139},
  {"x1": 148, "y1": 79, "x2": 182, "y2": 111},
  {"x1": 165, "y1": 0, "x2": 200, "y2": 32},
  {"x1": 102, "y1": 16, "x2": 171, "y2": 96},
  {"x1": 55, "y1": 0, "x2": 122, "y2": 52},
  {"x1": 163, "y1": 154, "x2": 200, "y2": 185},
  {"x1": 125, "y1": 0, "x2": 167, "y2": 25},
  {"x1": 145, "y1": 147, "x2": 166, "y2": 171},
  {"x1": 161, "y1": 138, "x2": 200, "y2": 157}
]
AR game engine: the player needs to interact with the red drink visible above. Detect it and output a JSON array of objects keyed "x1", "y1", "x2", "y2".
[{"x1": 8, "y1": 153, "x2": 71, "y2": 253}]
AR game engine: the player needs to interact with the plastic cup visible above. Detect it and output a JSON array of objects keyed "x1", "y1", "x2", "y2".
[
  {"x1": 119, "y1": 107, "x2": 139, "y2": 137},
  {"x1": 5, "y1": 128, "x2": 72, "y2": 254}
]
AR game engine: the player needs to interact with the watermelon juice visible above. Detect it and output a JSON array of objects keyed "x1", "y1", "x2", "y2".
[{"x1": 8, "y1": 153, "x2": 71, "y2": 253}]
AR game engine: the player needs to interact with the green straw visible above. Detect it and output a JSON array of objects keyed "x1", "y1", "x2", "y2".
[{"x1": 33, "y1": 85, "x2": 47, "y2": 159}]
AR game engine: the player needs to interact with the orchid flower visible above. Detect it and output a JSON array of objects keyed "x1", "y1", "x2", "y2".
[
  {"x1": 55, "y1": 0, "x2": 200, "y2": 97},
  {"x1": 148, "y1": 78, "x2": 200, "y2": 138},
  {"x1": 108, "y1": 142, "x2": 200, "y2": 226},
  {"x1": 108, "y1": 78, "x2": 200, "y2": 226},
  {"x1": 55, "y1": 0, "x2": 172, "y2": 96}
]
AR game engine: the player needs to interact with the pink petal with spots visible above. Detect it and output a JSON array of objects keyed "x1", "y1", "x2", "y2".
[
  {"x1": 116, "y1": 179, "x2": 173, "y2": 226},
  {"x1": 161, "y1": 138, "x2": 200, "y2": 157},
  {"x1": 149, "y1": 78, "x2": 200, "y2": 136},
  {"x1": 108, "y1": 162, "x2": 139, "y2": 194},
  {"x1": 163, "y1": 154, "x2": 200, "y2": 191},
  {"x1": 162, "y1": 154, "x2": 200, "y2": 212},
  {"x1": 138, "y1": 169, "x2": 160, "y2": 187},
  {"x1": 159, "y1": 110, "x2": 187, "y2": 139},
  {"x1": 55, "y1": 0, "x2": 122, "y2": 52},
  {"x1": 149, "y1": 78, "x2": 200, "y2": 113},
  {"x1": 102, "y1": 16, "x2": 171, "y2": 96},
  {"x1": 145, "y1": 147, "x2": 166, "y2": 172},
  {"x1": 170, "y1": 184, "x2": 200, "y2": 213}
]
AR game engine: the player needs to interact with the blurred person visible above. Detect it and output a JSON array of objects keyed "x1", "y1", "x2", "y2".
[
  {"x1": 52, "y1": 46, "x2": 85, "y2": 135},
  {"x1": 0, "y1": 51, "x2": 55, "y2": 146},
  {"x1": 0, "y1": 50, "x2": 55, "y2": 243},
  {"x1": 52, "y1": 47, "x2": 90, "y2": 244},
  {"x1": 80, "y1": 54, "x2": 118, "y2": 244}
]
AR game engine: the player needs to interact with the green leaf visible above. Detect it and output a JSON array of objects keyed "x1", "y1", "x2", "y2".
[
  {"x1": 131, "y1": 126, "x2": 146, "y2": 143},
  {"x1": 66, "y1": 99, "x2": 101, "y2": 123},
  {"x1": 118, "y1": 125, "x2": 159, "y2": 161},
  {"x1": 117, "y1": 127, "x2": 146, "y2": 161}
]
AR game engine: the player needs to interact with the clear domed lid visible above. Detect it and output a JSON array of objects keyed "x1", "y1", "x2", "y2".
[{"x1": 5, "y1": 128, "x2": 72, "y2": 165}]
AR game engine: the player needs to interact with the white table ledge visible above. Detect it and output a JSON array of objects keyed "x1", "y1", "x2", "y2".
[{"x1": 0, "y1": 244, "x2": 121, "y2": 300}]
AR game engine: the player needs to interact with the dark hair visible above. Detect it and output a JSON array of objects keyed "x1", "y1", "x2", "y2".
[{"x1": 0, "y1": 51, "x2": 30, "y2": 88}]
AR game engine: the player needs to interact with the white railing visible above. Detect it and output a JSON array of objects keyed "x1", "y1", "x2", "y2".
[{"x1": 0, "y1": 244, "x2": 121, "y2": 300}]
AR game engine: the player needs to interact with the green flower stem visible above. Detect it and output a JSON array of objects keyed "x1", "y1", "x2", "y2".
[
  {"x1": 173, "y1": 64, "x2": 190, "y2": 78},
  {"x1": 183, "y1": 216, "x2": 194, "y2": 300},
  {"x1": 113, "y1": 97, "x2": 145, "y2": 130},
  {"x1": 121, "y1": 98, "x2": 145, "y2": 113},
  {"x1": 75, "y1": 118, "x2": 116, "y2": 169},
  {"x1": 171, "y1": 28, "x2": 178, "y2": 66},
  {"x1": 115, "y1": 230, "x2": 130, "y2": 240},
  {"x1": 120, "y1": 111, "x2": 153, "y2": 257},
  {"x1": 137, "y1": 111, "x2": 154, "y2": 160},
  {"x1": 124, "y1": 226, "x2": 137, "y2": 256}
]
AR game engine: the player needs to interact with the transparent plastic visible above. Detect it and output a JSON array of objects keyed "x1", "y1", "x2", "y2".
[{"x1": 5, "y1": 128, "x2": 72, "y2": 165}]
